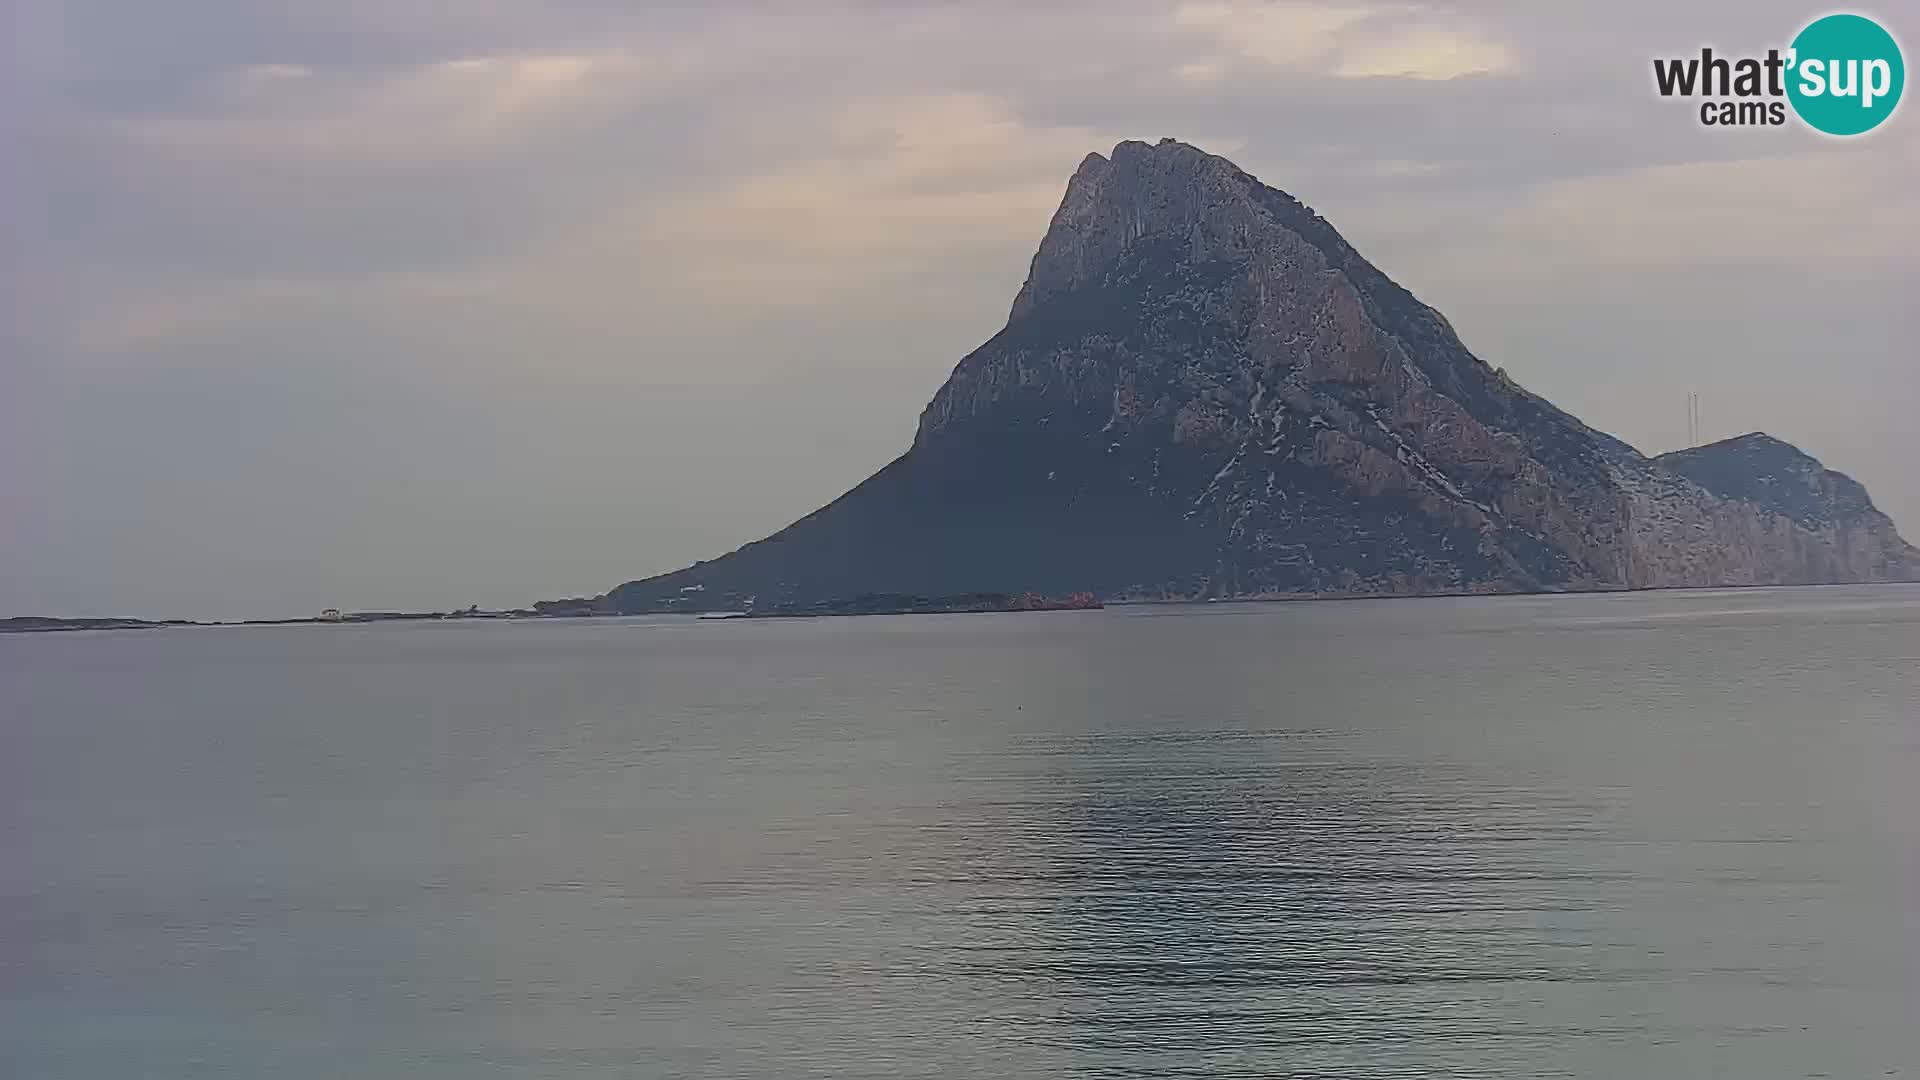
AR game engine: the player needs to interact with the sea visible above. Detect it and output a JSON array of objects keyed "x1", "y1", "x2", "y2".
[{"x1": 3, "y1": 585, "x2": 1917, "y2": 1078}]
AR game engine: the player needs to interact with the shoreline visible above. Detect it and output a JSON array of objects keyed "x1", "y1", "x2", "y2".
[{"x1": 7, "y1": 579, "x2": 1919, "y2": 635}]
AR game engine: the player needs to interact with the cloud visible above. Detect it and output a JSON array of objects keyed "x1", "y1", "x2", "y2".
[
  {"x1": 1173, "y1": 59, "x2": 1229, "y2": 85},
  {"x1": 1411, "y1": 136, "x2": 1920, "y2": 287},
  {"x1": 628, "y1": 96, "x2": 1117, "y2": 296},
  {"x1": 65, "y1": 271, "x2": 500, "y2": 354},
  {"x1": 103, "y1": 48, "x2": 681, "y2": 167},
  {"x1": 1333, "y1": 27, "x2": 1513, "y2": 80},
  {"x1": 1173, "y1": 1, "x2": 1514, "y2": 81},
  {"x1": 1174, "y1": 1, "x2": 1370, "y2": 68},
  {"x1": 59, "y1": 93, "x2": 1118, "y2": 356},
  {"x1": 231, "y1": 63, "x2": 312, "y2": 82}
]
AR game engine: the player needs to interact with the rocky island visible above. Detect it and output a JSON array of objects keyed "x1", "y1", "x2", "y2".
[{"x1": 590, "y1": 139, "x2": 1916, "y2": 614}]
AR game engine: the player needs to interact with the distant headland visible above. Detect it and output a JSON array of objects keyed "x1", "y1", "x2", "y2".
[
  {"x1": 0, "y1": 607, "x2": 531, "y2": 634},
  {"x1": 0, "y1": 593, "x2": 1105, "y2": 634}
]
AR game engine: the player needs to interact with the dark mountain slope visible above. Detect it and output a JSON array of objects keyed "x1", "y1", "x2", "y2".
[{"x1": 1657, "y1": 432, "x2": 1882, "y2": 527}]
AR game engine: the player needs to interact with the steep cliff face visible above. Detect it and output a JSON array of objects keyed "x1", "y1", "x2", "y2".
[
  {"x1": 602, "y1": 140, "x2": 1916, "y2": 612},
  {"x1": 1620, "y1": 435, "x2": 1920, "y2": 586}
]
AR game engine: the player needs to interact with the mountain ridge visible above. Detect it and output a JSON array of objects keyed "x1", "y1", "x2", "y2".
[{"x1": 599, "y1": 139, "x2": 1916, "y2": 612}]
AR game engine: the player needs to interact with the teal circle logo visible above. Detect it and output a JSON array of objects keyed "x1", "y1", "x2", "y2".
[{"x1": 1787, "y1": 13, "x2": 1904, "y2": 135}]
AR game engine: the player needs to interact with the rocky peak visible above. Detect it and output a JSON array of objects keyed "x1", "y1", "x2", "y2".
[
  {"x1": 1667, "y1": 431, "x2": 1810, "y2": 466},
  {"x1": 1008, "y1": 139, "x2": 1269, "y2": 321},
  {"x1": 1654, "y1": 432, "x2": 1876, "y2": 527}
]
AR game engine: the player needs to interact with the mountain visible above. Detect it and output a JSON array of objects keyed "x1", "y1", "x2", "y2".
[{"x1": 601, "y1": 139, "x2": 1917, "y2": 612}]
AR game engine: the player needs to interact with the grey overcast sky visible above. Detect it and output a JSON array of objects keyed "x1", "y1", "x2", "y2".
[{"x1": 4, "y1": 1, "x2": 1916, "y2": 620}]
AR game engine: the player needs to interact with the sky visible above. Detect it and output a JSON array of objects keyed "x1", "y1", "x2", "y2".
[{"x1": 4, "y1": 1, "x2": 1916, "y2": 621}]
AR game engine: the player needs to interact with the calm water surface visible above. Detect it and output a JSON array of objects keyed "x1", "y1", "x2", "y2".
[{"x1": 4, "y1": 587, "x2": 1917, "y2": 1078}]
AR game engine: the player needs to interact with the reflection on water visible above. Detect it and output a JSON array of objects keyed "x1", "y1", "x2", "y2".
[
  {"x1": 3, "y1": 586, "x2": 1918, "y2": 1077},
  {"x1": 948, "y1": 731, "x2": 1638, "y2": 1076}
]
